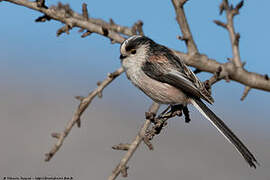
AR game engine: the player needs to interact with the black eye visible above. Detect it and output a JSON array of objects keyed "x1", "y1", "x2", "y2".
[{"x1": 131, "y1": 49, "x2": 136, "y2": 54}]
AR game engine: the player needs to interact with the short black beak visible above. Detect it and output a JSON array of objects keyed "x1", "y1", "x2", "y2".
[{"x1": 120, "y1": 54, "x2": 127, "y2": 60}]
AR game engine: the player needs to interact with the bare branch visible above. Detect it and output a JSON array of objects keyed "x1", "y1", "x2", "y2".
[
  {"x1": 3, "y1": 0, "x2": 270, "y2": 92},
  {"x1": 171, "y1": 0, "x2": 198, "y2": 54},
  {"x1": 108, "y1": 103, "x2": 160, "y2": 180},
  {"x1": 224, "y1": 0, "x2": 243, "y2": 67},
  {"x1": 174, "y1": 52, "x2": 270, "y2": 92},
  {"x1": 45, "y1": 67, "x2": 124, "y2": 162},
  {"x1": 3, "y1": 0, "x2": 128, "y2": 42}
]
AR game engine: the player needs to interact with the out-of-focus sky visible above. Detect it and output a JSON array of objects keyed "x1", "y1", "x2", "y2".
[{"x1": 0, "y1": 0, "x2": 269, "y2": 180}]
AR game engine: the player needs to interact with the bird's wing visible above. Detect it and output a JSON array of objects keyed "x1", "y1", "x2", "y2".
[{"x1": 142, "y1": 52, "x2": 213, "y2": 104}]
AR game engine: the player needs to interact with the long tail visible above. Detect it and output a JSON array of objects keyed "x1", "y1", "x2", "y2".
[{"x1": 190, "y1": 98, "x2": 258, "y2": 168}]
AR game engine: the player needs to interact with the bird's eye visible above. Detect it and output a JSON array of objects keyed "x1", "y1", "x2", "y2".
[{"x1": 130, "y1": 49, "x2": 136, "y2": 54}]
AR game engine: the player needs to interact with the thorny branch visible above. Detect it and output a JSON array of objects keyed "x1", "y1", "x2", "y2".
[
  {"x1": 1, "y1": 0, "x2": 270, "y2": 179},
  {"x1": 2, "y1": 0, "x2": 270, "y2": 93},
  {"x1": 45, "y1": 67, "x2": 124, "y2": 161},
  {"x1": 110, "y1": 104, "x2": 190, "y2": 179},
  {"x1": 108, "y1": 103, "x2": 160, "y2": 180},
  {"x1": 214, "y1": 0, "x2": 251, "y2": 99},
  {"x1": 172, "y1": 0, "x2": 198, "y2": 54}
]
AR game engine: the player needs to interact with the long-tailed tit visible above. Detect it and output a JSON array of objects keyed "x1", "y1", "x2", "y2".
[{"x1": 120, "y1": 35, "x2": 258, "y2": 168}]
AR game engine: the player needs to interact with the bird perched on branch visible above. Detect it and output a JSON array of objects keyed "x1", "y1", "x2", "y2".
[{"x1": 119, "y1": 35, "x2": 258, "y2": 168}]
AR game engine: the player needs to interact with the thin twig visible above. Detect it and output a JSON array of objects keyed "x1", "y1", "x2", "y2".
[
  {"x1": 45, "y1": 67, "x2": 124, "y2": 161},
  {"x1": 108, "y1": 103, "x2": 160, "y2": 180},
  {"x1": 172, "y1": 0, "x2": 198, "y2": 54},
  {"x1": 240, "y1": 86, "x2": 251, "y2": 101},
  {"x1": 82, "y1": 3, "x2": 88, "y2": 20},
  {"x1": 223, "y1": 0, "x2": 243, "y2": 67}
]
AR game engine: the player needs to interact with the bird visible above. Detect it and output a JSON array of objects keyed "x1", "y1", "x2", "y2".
[{"x1": 119, "y1": 35, "x2": 258, "y2": 168}]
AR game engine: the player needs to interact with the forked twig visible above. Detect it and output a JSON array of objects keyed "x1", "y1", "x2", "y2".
[
  {"x1": 108, "y1": 103, "x2": 160, "y2": 180},
  {"x1": 45, "y1": 67, "x2": 124, "y2": 161}
]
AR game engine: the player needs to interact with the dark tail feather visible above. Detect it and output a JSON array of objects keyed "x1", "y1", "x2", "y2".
[{"x1": 191, "y1": 98, "x2": 258, "y2": 168}]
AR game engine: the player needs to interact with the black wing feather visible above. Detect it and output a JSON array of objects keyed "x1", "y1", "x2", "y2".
[{"x1": 142, "y1": 53, "x2": 213, "y2": 104}]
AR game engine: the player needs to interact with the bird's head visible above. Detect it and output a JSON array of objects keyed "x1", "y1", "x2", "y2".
[{"x1": 119, "y1": 35, "x2": 153, "y2": 61}]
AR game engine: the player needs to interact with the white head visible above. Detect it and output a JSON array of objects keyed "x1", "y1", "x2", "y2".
[{"x1": 119, "y1": 35, "x2": 154, "y2": 70}]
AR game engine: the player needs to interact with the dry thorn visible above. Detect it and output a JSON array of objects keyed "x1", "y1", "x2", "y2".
[
  {"x1": 234, "y1": 33, "x2": 240, "y2": 46},
  {"x1": 120, "y1": 166, "x2": 128, "y2": 177},
  {"x1": 75, "y1": 96, "x2": 84, "y2": 101},
  {"x1": 45, "y1": 153, "x2": 53, "y2": 161},
  {"x1": 236, "y1": 0, "x2": 244, "y2": 11},
  {"x1": 131, "y1": 20, "x2": 144, "y2": 35},
  {"x1": 81, "y1": 31, "x2": 92, "y2": 38},
  {"x1": 35, "y1": 14, "x2": 51, "y2": 22},
  {"x1": 227, "y1": 57, "x2": 233, "y2": 62},
  {"x1": 57, "y1": 24, "x2": 71, "y2": 36},
  {"x1": 225, "y1": 74, "x2": 230, "y2": 82},
  {"x1": 241, "y1": 86, "x2": 251, "y2": 101},
  {"x1": 219, "y1": 1, "x2": 225, "y2": 15},
  {"x1": 96, "y1": 81, "x2": 102, "y2": 86},
  {"x1": 102, "y1": 27, "x2": 109, "y2": 36},
  {"x1": 179, "y1": 0, "x2": 189, "y2": 7},
  {"x1": 109, "y1": 18, "x2": 115, "y2": 25},
  {"x1": 110, "y1": 39, "x2": 117, "y2": 44},
  {"x1": 36, "y1": 0, "x2": 47, "y2": 8},
  {"x1": 112, "y1": 143, "x2": 130, "y2": 151},
  {"x1": 76, "y1": 118, "x2": 81, "y2": 128},
  {"x1": 241, "y1": 61, "x2": 246, "y2": 68},
  {"x1": 82, "y1": 3, "x2": 89, "y2": 20},
  {"x1": 57, "y1": 2, "x2": 73, "y2": 18},
  {"x1": 51, "y1": 132, "x2": 61, "y2": 139},
  {"x1": 213, "y1": 20, "x2": 227, "y2": 29},
  {"x1": 216, "y1": 66, "x2": 222, "y2": 77},
  {"x1": 97, "y1": 91, "x2": 103, "y2": 98},
  {"x1": 264, "y1": 74, "x2": 269, "y2": 80},
  {"x1": 136, "y1": 20, "x2": 144, "y2": 35},
  {"x1": 206, "y1": 66, "x2": 225, "y2": 87},
  {"x1": 177, "y1": 35, "x2": 188, "y2": 42},
  {"x1": 143, "y1": 137, "x2": 154, "y2": 150},
  {"x1": 78, "y1": 28, "x2": 84, "y2": 33}
]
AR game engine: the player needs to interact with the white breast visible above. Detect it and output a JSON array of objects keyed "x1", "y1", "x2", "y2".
[{"x1": 121, "y1": 48, "x2": 188, "y2": 105}]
